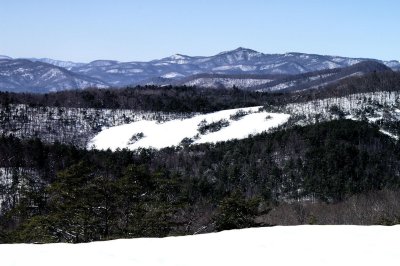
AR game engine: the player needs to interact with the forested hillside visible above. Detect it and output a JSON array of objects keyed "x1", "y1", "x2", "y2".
[
  {"x1": 2, "y1": 72, "x2": 400, "y2": 147},
  {"x1": 1, "y1": 120, "x2": 400, "y2": 243},
  {"x1": 1, "y1": 71, "x2": 400, "y2": 243}
]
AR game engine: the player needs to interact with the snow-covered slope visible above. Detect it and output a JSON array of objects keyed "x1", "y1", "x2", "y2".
[
  {"x1": 88, "y1": 107, "x2": 290, "y2": 150},
  {"x1": 2, "y1": 225, "x2": 399, "y2": 266}
]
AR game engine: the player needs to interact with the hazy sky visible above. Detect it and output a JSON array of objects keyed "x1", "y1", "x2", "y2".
[{"x1": 1, "y1": 0, "x2": 399, "y2": 62}]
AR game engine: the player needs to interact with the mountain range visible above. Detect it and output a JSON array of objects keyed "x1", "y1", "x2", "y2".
[{"x1": 0, "y1": 48, "x2": 399, "y2": 92}]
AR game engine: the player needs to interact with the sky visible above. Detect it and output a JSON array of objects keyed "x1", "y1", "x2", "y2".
[{"x1": 0, "y1": 0, "x2": 399, "y2": 62}]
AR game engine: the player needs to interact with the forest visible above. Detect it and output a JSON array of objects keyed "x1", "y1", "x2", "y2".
[{"x1": 1, "y1": 119, "x2": 400, "y2": 243}]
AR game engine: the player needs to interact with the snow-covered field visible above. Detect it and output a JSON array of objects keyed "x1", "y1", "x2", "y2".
[
  {"x1": 2, "y1": 225, "x2": 399, "y2": 266},
  {"x1": 88, "y1": 107, "x2": 290, "y2": 150}
]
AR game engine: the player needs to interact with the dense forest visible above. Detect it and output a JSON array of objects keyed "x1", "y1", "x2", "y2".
[
  {"x1": 1, "y1": 120, "x2": 400, "y2": 243},
  {"x1": 0, "y1": 86, "x2": 270, "y2": 113}
]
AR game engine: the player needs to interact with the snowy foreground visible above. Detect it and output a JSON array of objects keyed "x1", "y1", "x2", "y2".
[
  {"x1": 89, "y1": 106, "x2": 290, "y2": 150},
  {"x1": 2, "y1": 226, "x2": 399, "y2": 266}
]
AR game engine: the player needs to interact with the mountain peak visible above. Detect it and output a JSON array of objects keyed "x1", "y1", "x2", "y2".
[
  {"x1": 219, "y1": 47, "x2": 261, "y2": 56},
  {"x1": 168, "y1": 54, "x2": 189, "y2": 60},
  {"x1": 157, "y1": 53, "x2": 192, "y2": 64},
  {"x1": 234, "y1": 47, "x2": 258, "y2": 53}
]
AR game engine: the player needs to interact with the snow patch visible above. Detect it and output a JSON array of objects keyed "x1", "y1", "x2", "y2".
[
  {"x1": 380, "y1": 129, "x2": 399, "y2": 140},
  {"x1": 88, "y1": 107, "x2": 290, "y2": 150},
  {"x1": 1, "y1": 226, "x2": 399, "y2": 266},
  {"x1": 162, "y1": 72, "x2": 184, "y2": 78}
]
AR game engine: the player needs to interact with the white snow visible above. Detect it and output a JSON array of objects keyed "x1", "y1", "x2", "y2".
[
  {"x1": 162, "y1": 72, "x2": 184, "y2": 78},
  {"x1": 169, "y1": 54, "x2": 186, "y2": 60},
  {"x1": 379, "y1": 129, "x2": 399, "y2": 140},
  {"x1": 322, "y1": 61, "x2": 341, "y2": 69},
  {"x1": 1, "y1": 225, "x2": 399, "y2": 266},
  {"x1": 195, "y1": 112, "x2": 287, "y2": 144},
  {"x1": 161, "y1": 54, "x2": 190, "y2": 64},
  {"x1": 42, "y1": 68, "x2": 64, "y2": 79},
  {"x1": 153, "y1": 62, "x2": 171, "y2": 66},
  {"x1": 88, "y1": 107, "x2": 290, "y2": 150}
]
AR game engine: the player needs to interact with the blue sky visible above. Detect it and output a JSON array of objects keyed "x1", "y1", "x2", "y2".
[{"x1": 1, "y1": 0, "x2": 399, "y2": 62}]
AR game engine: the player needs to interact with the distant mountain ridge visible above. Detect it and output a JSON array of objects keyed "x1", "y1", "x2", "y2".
[
  {"x1": 28, "y1": 58, "x2": 85, "y2": 70},
  {"x1": 0, "y1": 59, "x2": 108, "y2": 92},
  {"x1": 0, "y1": 48, "x2": 399, "y2": 92}
]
